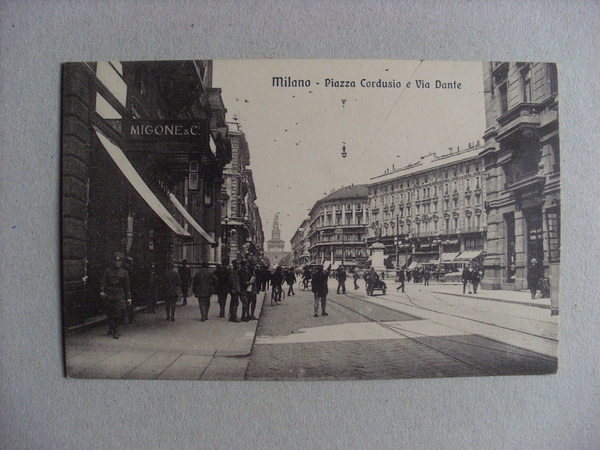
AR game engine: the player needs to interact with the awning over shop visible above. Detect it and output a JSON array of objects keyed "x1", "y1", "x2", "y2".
[
  {"x1": 407, "y1": 261, "x2": 420, "y2": 270},
  {"x1": 455, "y1": 250, "x2": 483, "y2": 261},
  {"x1": 439, "y1": 252, "x2": 460, "y2": 263},
  {"x1": 414, "y1": 254, "x2": 435, "y2": 263},
  {"x1": 93, "y1": 127, "x2": 191, "y2": 239},
  {"x1": 445, "y1": 239, "x2": 459, "y2": 245},
  {"x1": 331, "y1": 261, "x2": 342, "y2": 270},
  {"x1": 168, "y1": 193, "x2": 216, "y2": 244}
]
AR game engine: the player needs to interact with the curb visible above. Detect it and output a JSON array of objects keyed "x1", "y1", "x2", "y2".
[{"x1": 430, "y1": 290, "x2": 551, "y2": 309}]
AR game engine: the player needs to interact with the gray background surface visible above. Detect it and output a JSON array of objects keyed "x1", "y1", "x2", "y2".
[{"x1": 1, "y1": 0, "x2": 598, "y2": 448}]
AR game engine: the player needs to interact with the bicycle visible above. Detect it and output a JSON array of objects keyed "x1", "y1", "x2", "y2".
[
  {"x1": 536, "y1": 278, "x2": 551, "y2": 299},
  {"x1": 271, "y1": 285, "x2": 286, "y2": 305},
  {"x1": 299, "y1": 279, "x2": 311, "y2": 291}
]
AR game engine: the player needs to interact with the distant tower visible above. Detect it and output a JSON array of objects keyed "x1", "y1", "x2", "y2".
[{"x1": 267, "y1": 214, "x2": 285, "y2": 253}]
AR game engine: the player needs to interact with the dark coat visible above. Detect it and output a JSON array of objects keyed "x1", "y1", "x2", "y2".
[
  {"x1": 461, "y1": 268, "x2": 471, "y2": 282},
  {"x1": 527, "y1": 263, "x2": 542, "y2": 282},
  {"x1": 312, "y1": 269, "x2": 330, "y2": 295},
  {"x1": 213, "y1": 265, "x2": 231, "y2": 294},
  {"x1": 101, "y1": 267, "x2": 131, "y2": 304},
  {"x1": 192, "y1": 269, "x2": 216, "y2": 298},
  {"x1": 178, "y1": 266, "x2": 191, "y2": 288},
  {"x1": 163, "y1": 269, "x2": 181, "y2": 297}
]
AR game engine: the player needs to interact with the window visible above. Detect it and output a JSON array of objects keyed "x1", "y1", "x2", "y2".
[
  {"x1": 550, "y1": 137, "x2": 560, "y2": 173},
  {"x1": 499, "y1": 83, "x2": 508, "y2": 114},
  {"x1": 445, "y1": 218, "x2": 450, "y2": 230},
  {"x1": 444, "y1": 183, "x2": 449, "y2": 194},
  {"x1": 548, "y1": 63, "x2": 558, "y2": 96},
  {"x1": 521, "y1": 64, "x2": 533, "y2": 103},
  {"x1": 453, "y1": 181, "x2": 458, "y2": 193},
  {"x1": 454, "y1": 217, "x2": 459, "y2": 230}
]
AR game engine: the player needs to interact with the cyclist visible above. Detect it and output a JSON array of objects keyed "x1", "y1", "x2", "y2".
[
  {"x1": 302, "y1": 266, "x2": 312, "y2": 289},
  {"x1": 271, "y1": 266, "x2": 285, "y2": 303}
]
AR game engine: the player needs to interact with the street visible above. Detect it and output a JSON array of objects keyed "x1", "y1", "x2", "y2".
[
  {"x1": 246, "y1": 279, "x2": 558, "y2": 380},
  {"x1": 65, "y1": 279, "x2": 557, "y2": 380}
]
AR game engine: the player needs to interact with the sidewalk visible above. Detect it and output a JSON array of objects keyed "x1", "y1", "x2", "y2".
[
  {"x1": 425, "y1": 282, "x2": 552, "y2": 310},
  {"x1": 65, "y1": 292, "x2": 266, "y2": 380}
]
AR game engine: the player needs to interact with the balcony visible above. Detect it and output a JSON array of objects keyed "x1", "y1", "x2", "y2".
[
  {"x1": 505, "y1": 173, "x2": 545, "y2": 194},
  {"x1": 496, "y1": 103, "x2": 543, "y2": 143}
]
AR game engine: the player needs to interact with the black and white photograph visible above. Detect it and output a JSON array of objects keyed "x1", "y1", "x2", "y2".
[{"x1": 62, "y1": 59, "x2": 560, "y2": 380}]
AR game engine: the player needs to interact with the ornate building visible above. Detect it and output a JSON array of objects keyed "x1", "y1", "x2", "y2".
[
  {"x1": 62, "y1": 60, "x2": 231, "y2": 327},
  {"x1": 290, "y1": 217, "x2": 311, "y2": 267},
  {"x1": 264, "y1": 214, "x2": 290, "y2": 267},
  {"x1": 481, "y1": 62, "x2": 559, "y2": 313},
  {"x1": 368, "y1": 143, "x2": 486, "y2": 270},
  {"x1": 220, "y1": 124, "x2": 264, "y2": 264},
  {"x1": 306, "y1": 185, "x2": 369, "y2": 269}
]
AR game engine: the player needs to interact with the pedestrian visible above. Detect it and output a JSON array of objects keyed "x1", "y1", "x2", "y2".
[
  {"x1": 163, "y1": 262, "x2": 181, "y2": 321},
  {"x1": 423, "y1": 269, "x2": 430, "y2": 286},
  {"x1": 471, "y1": 265, "x2": 481, "y2": 294},
  {"x1": 213, "y1": 261, "x2": 231, "y2": 318},
  {"x1": 527, "y1": 258, "x2": 542, "y2": 299},
  {"x1": 285, "y1": 267, "x2": 296, "y2": 296},
  {"x1": 228, "y1": 260, "x2": 241, "y2": 322},
  {"x1": 396, "y1": 268, "x2": 405, "y2": 292},
  {"x1": 380, "y1": 270, "x2": 385, "y2": 280},
  {"x1": 178, "y1": 259, "x2": 191, "y2": 306},
  {"x1": 336, "y1": 265, "x2": 347, "y2": 294},
  {"x1": 145, "y1": 262, "x2": 160, "y2": 314},
  {"x1": 312, "y1": 264, "x2": 331, "y2": 317},
  {"x1": 261, "y1": 266, "x2": 271, "y2": 292},
  {"x1": 238, "y1": 260, "x2": 251, "y2": 322},
  {"x1": 192, "y1": 262, "x2": 216, "y2": 321},
  {"x1": 461, "y1": 264, "x2": 472, "y2": 294},
  {"x1": 353, "y1": 270, "x2": 360, "y2": 290},
  {"x1": 246, "y1": 262, "x2": 259, "y2": 320},
  {"x1": 99, "y1": 252, "x2": 132, "y2": 339},
  {"x1": 270, "y1": 266, "x2": 285, "y2": 302}
]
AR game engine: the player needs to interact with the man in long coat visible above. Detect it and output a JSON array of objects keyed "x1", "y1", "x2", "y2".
[
  {"x1": 192, "y1": 262, "x2": 217, "y2": 321},
  {"x1": 312, "y1": 264, "x2": 331, "y2": 317}
]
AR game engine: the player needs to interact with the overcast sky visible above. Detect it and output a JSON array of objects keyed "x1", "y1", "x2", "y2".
[{"x1": 213, "y1": 60, "x2": 486, "y2": 251}]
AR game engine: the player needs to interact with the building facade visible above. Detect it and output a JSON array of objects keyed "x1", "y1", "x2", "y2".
[
  {"x1": 62, "y1": 60, "x2": 232, "y2": 328},
  {"x1": 306, "y1": 185, "x2": 369, "y2": 269},
  {"x1": 290, "y1": 217, "x2": 311, "y2": 267},
  {"x1": 220, "y1": 126, "x2": 264, "y2": 264},
  {"x1": 368, "y1": 143, "x2": 486, "y2": 270},
  {"x1": 481, "y1": 62, "x2": 560, "y2": 312}
]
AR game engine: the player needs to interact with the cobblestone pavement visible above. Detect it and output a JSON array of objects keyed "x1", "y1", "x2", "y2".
[{"x1": 246, "y1": 282, "x2": 557, "y2": 380}]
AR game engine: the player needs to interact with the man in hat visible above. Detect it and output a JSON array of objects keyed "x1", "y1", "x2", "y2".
[
  {"x1": 527, "y1": 258, "x2": 543, "y2": 299},
  {"x1": 228, "y1": 260, "x2": 241, "y2": 322},
  {"x1": 192, "y1": 262, "x2": 217, "y2": 321},
  {"x1": 336, "y1": 265, "x2": 347, "y2": 294},
  {"x1": 163, "y1": 262, "x2": 181, "y2": 321},
  {"x1": 178, "y1": 259, "x2": 191, "y2": 306},
  {"x1": 100, "y1": 252, "x2": 132, "y2": 339},
  {"x1": 311, "y1": 264, "x2": 331, "y2": 317}
]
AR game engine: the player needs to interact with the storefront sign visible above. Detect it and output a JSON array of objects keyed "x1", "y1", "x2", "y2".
[{"x1": 124, "y1": 120, "x2": 208, "y2": 142}]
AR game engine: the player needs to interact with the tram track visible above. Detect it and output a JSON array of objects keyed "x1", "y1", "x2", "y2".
[
  {"x1": 329, "y1": 290, "x2": 557, "y2": 363},
  {"x1": 327, "y1": 294, "x2": 495, "y2": 376}
]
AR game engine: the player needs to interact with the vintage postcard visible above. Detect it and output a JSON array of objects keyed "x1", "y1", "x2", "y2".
[{"x1": 62, "y1": 59, "x2": 559, "y2": 380}]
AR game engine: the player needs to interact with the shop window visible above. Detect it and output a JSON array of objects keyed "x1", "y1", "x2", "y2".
[{"x1": 546, "y1": 207, "x2": 560, "y2": 263}]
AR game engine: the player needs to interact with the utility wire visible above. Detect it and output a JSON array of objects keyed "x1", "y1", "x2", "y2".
[{"x1": 349, "y1": 60, "x2": 424, "y2": 175}]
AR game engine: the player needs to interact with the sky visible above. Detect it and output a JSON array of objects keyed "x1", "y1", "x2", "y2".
[{"x1": 212, "y1": 60, "x2": 486, "y2": 251}]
